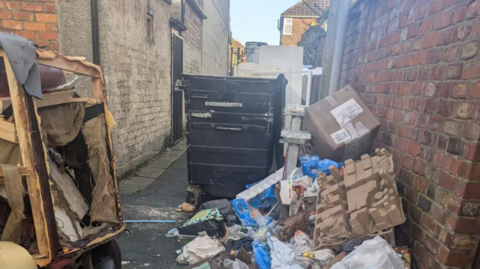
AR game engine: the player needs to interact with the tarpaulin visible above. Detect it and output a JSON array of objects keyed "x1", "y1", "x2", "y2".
[{"x1": 0, "y1": 33, "x2": 42, "y2": 99}]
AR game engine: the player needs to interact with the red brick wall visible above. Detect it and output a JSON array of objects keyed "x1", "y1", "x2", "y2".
[
  {"x1": 0, "y1": 0, "x2": 59, "y2": 51},
  {"x1": 281, "y1": 17, "x2": 318, "y2": 47},
  {"x1": 341, "y1": 0, "x2": 480, "y2": 267}
]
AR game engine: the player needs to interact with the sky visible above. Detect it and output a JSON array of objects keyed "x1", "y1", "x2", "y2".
[{"x1": 230, "y1": 0, "x2": 300, "y2": 46}]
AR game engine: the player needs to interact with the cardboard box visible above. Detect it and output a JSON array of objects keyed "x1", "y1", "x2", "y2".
[{"x1": 302, "y1": 85, "x2": 380, "y2": 162}]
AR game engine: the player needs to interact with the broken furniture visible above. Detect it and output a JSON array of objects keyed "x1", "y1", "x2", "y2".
[
  {"x1": 0, "y1": 34, "x2": 124, "y2": 268},
  {"x1": 313, "y1": 148, "x2": 405, "y2": 250}
]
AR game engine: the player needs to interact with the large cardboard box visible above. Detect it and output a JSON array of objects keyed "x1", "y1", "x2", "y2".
[{"x1": 301, "y1": 85, "x2": 380, "y2": 162}]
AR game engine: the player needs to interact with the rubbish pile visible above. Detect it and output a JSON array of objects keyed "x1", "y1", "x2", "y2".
[{"x1": 168, "y1": 85, "x2": 411, "y2": 269}]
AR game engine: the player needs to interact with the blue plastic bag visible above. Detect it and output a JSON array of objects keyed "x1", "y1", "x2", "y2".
[
  {"x1": 231, "y1": 199, "x2": 258, "y2": 227},
  {"x1": 253, "y1": 241, "x2": 271, "y2": 269},
  {"x1": 300, "y1": 155, "x2": 345, "y2": 177},
  {"x1": 245, "y1": 181, "x2": 277, "y2": 209},
  {"x1": 231, "y1": 199, "x2": 273, "y2": 228}
]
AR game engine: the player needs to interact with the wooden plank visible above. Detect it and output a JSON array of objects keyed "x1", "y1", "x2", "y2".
[
  {"x1": 35, "y1": 90, "x2": 75, "y2": 108},
  {"x1": 3, "y1": 52, "x2": 55, "y2": 267},
  {"x1": 0, "y1": 119, "x2": 17, "y2": 143},
  {"x1": 92, "y1": 77, "x2": 105, "y2": 102},
  {"x1": 35, "y1": 90, "x2": 99, "y2": 108},
  {"x1": 37, "y1": 56, "x2": 101, "y2": 78}
]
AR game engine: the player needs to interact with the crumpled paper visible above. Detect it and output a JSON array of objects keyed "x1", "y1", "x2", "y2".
[{"x1": 176, "y1": 203, "x2": 196, "y2": 212}]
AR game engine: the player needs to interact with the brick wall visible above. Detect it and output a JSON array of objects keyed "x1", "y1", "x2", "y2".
[
  {"x1": 0, "y1": 0, "x2": 59, "y2": 51},
  {"x1": 201, "y1": 0, "x2": 229, "y2": 76},
  {"x1": 97, "y1": 0, "x2": 172, "y2": 176},
  {"x1": 341, "y1": 0, "x2": 480, "y2": 267},
  {"x1": 183, "y1": 2, "x2": 203, "y2": 74},
  {"x1": 281, "y1": 17, "x2": 317, "y2": 47}
]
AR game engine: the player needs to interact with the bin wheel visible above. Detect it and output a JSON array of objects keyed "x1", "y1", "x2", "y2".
[
  {"x1": 186, "y1": 192, "x2": 196, "y2": 205},
  {"x1": 91, "y1": 238, "x2": 122, "y2": 269},
  {"x1": 186, "y1": 186, "x2": 201, "y2": 206},
  {"x1": 186, "y1": 186, "x2": 213, "y2": 207}
]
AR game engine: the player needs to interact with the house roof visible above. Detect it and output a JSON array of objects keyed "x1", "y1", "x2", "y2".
[{"x1": 282, "y1": 0, "x2": 330, "y2": 17}]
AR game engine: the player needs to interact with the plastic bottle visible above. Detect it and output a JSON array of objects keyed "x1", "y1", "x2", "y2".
[{"x1": 248, "y1": 204, "x2": 273, "y2": 227}]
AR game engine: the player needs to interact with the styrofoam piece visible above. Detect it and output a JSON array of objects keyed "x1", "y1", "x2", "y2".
[
  {"x1": 236, "y1": 168, "x2": 284, "y2": 201},
  {"x1": 257, "y1": 46, "x2": 304, "y2": 105}
]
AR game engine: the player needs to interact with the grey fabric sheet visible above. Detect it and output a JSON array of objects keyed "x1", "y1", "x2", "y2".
[{"x1": 0, "y1": 32, "x2": 42, "y2": 99}]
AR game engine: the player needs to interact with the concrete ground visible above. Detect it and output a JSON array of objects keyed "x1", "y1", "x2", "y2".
[{"x1": 118, "y1": 140, "x2": 190, "y2": 269}]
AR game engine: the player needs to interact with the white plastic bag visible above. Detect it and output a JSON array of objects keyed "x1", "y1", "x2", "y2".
[
  {"x1": 267, "y1": 233, "x2": 304, "y2": 269},
  {"x1": 223, "y1": 259, "x2": 249, "y2": 269},
  {"x1": 176, "y1": 235, "x2": 225, "y2": 264},
  {"x1": 331, "y1": 236, "x2": 406, "y2": 269}
]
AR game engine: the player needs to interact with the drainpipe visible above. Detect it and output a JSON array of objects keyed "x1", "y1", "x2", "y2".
[
  {"x1": 319, "y1": 0, "x2": 338, "y2": 100},
  {"x1": 329, "y1": 0, "x2": 350, "y2": 95},
  {"x1": 91, "y1": 0, "x2": 100, "y2": 65}
]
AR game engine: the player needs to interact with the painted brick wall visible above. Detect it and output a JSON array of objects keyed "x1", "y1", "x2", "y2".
[
  {"x1": 97, "y1": 0, "x2": 172, "y2": 176},
  {"x1": 0, "y1": 0, "x2": 59, "y2": 51},
  {"x1": 201, "y1": 0, "x2": 229, "y2": 76},
  {"x1": 281, "y1": 17, "x2": 317, "y2": 47},
  {"x1": 341, "y1": 0, "x2": 480, "y2": 267},
  {"x1": 183, "y1": 2, "x2": 203, "y2": 75}
]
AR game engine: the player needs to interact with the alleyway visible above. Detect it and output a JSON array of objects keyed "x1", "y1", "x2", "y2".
[{"x1": 118, "y1": 142, "x2": 188, "y2": 269}]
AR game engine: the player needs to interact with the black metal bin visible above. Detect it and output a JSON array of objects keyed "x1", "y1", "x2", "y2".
[{"x1": 182, "y1": 74, "x2": 284, "y2": 201}]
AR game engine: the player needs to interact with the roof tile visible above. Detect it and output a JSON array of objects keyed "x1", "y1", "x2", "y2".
[{"x1": 282, "y1": 0, "x2": 330, "y2": 17}]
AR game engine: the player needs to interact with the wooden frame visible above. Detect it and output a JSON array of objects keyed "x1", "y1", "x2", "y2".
[{"x1": 0, "y1": 49, "x2": 125, "y2": 266}]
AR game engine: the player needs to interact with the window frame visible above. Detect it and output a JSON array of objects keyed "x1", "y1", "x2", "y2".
[{"x1": 283, "y1": 18, "x2": 293, "y2": 35}]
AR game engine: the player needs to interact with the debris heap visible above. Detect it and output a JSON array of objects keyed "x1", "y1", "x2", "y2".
[{"x1": 314, "y1": 148, "x2": 405, "y2": 250}]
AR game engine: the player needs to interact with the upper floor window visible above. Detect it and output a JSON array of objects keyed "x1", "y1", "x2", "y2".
[{"x1": 283, "y1": 18, "x2": 293, "y2": 35}]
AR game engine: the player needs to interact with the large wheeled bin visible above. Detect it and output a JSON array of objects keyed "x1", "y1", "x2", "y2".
[{"x1": 181, "y1": 75, "x2": 285, "y2": 204}]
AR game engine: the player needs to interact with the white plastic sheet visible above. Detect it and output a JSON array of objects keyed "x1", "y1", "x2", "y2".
[
  {"x1": 176, "y1": 235, "x2": 225, "y2": 264},
  {"x1": 331, "y1": 236, "x2": 406, "y2": 269},
  {"x1": 267, "y1": 233, "x2": 304, "y2": 269},
  {"x1": 223, "y1": 259, "x2": 249, "y2": 269}
]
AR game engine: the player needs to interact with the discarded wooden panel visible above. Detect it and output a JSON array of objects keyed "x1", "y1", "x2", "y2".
[{"x1": 3, "y1": 51, "x2": 55, "y2": 266}]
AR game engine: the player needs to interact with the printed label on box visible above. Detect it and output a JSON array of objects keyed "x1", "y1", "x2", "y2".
[
  {"x1": 330, "y1": 129, "x2": 352, "y2": 145},
  {"x1": 330, "y1": 98, "x2": 364, "y2": 125}
]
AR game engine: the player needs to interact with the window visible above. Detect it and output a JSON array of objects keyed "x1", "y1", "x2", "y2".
[
  {"x1": 147, "y1": 6, "x2": 155, "y2": 43},
  {"x1": 283, "y1": 18, "x2": 293, "y2": 35}
]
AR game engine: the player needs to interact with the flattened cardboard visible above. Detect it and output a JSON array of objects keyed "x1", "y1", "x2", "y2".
[{"x1": 302, "y1": 85, "x2": 381, "y2": 162}]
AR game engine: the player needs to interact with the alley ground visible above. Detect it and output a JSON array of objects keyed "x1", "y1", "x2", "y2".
[{"x1": 118, "y1": 141, "x2": 189, "y2": 269}]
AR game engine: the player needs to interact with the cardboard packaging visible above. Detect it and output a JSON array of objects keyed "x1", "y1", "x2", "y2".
[
  {"x1": 302, "y1": 85, "x2": 381, "y2": 162},
  {"x1": 313, "y1": 149, "x2": 406, "y2": 250}
]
